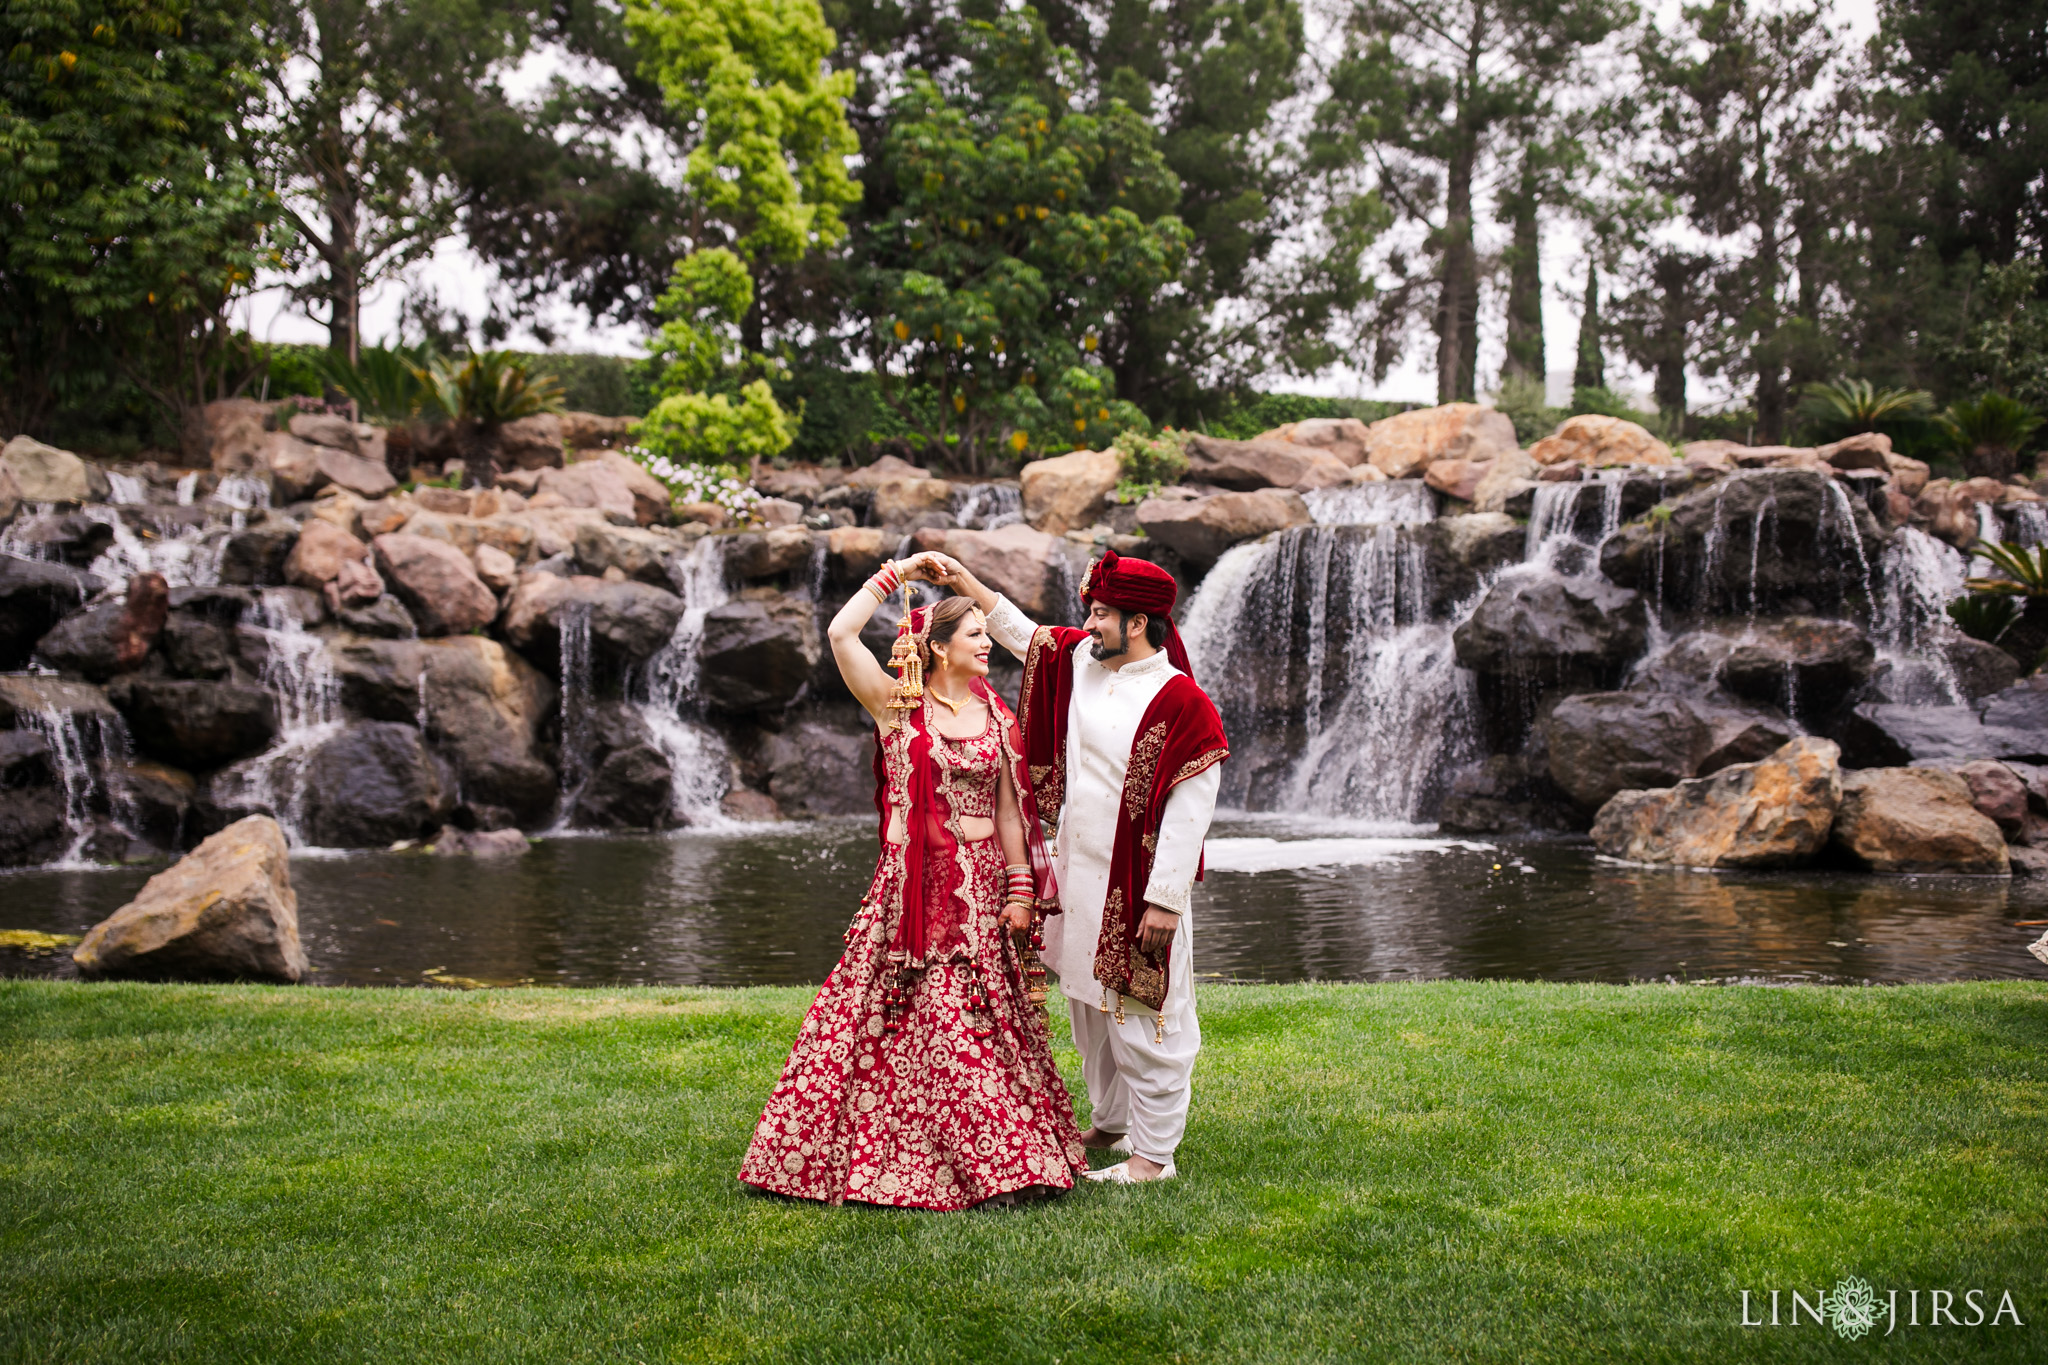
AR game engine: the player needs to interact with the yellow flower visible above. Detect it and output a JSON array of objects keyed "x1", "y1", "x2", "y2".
[
  {"x1": 953, "y1": 393, "x2": 967, "y2": 413},
  {"x1": 1015, "y1": 204, "x2": 1029, "y2": 220},
  {"x1": 1073, "y1": 419, "x2": 1086, "y2": 432},
  {"x1": 59, "y1": 50, "x2": 76, "y2": 69},
  {"x1": 1097, "y1": 408, "x2": 1109, "y2": 420},
  {"x1": 1036, "y1": 206, "x2": 1048, "y2": 220},
  {"x1": 1011, "y1": 430, "x2": 1029, "y2": 452},
  {"x1": 1083, "y1": 334, "x2": 1098, "y2": 352},
  {"x1": 954, "y1": 332, "x2": 964, "y2": 349},
  {"x1": 893, "y1": 320, "x2": 909, "y2": 341},
  {"x1": 1037, "y1": 119, "x2": 1048, "y2": 132}
]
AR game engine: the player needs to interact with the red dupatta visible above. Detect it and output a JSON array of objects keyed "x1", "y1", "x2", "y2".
[
  {"x1": 868, "y1": 609, "x2": 1060, "y2": 967},
  {"x1": 1017, "y1": 627, "x2": 1229, "y2": 1013}
]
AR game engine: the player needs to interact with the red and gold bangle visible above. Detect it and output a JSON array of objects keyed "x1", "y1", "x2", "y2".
[
  {"x1": 1005, "y1": 866, "x2": 1035, "y2": 904},
  {"x1": 863, "y1": 560, "x2": 901, "y2": 601}
]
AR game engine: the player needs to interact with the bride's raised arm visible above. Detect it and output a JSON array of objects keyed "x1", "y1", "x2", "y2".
[{"x1": 826, "y1": 552, "x2": 940, "y2": 724}]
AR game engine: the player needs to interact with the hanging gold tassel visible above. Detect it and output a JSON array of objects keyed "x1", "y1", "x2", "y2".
[{"x1": 886, "y1": 578, "x2": 924, "y2": 711}]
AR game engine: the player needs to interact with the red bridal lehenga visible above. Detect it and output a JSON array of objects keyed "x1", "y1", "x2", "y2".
[{"x1": 739, "y1": 673, "x2": 1086, "y2": 1209}]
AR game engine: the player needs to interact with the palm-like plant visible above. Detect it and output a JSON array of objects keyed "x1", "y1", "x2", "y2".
[
  {"x1": 1948, "y1": 593, "x2": 2021, "y2": 643},
  {"x1": 1942, "y1": 393, "x2": 2043, "y2": 481},
  {"x1": 1799, "y1": 377, "x2": 1934, "y2": 436},
  {"x1": 311, "y1": 344, "x2": 436, "y2": 423},
  {"x1": 1965, "y1": 539, "x2": 2048, "y2": 597},
  {"x1": 415, "y1": 350, "x2": 566, "y2": 429}
]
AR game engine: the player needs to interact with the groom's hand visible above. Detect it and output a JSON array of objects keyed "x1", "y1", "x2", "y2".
[{"x1": 1137, "y1": 905, "x2": 1179, "y2": 957}]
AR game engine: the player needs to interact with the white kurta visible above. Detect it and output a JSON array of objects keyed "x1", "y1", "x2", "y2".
[{"x1": 985, "y1": 597, "x2": 1222, "y2": 1035}]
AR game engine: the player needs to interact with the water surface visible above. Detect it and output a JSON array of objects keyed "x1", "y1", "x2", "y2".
[{"x1": 6, "y1": 821, "x2": 2046, "y2": 988}]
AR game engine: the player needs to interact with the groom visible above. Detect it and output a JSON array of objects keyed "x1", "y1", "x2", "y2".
[{"x1": 920, "y1": 548, "x2": 1227, "y2": 1184}]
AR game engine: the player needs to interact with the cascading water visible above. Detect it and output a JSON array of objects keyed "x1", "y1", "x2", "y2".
[
  {"x1": 1182, "y1": 487, "x2": 1478, "y2": 825},
  {"x1": 1872, "y1": 527, "x2": 1969, "y2": 704},
  {"x1": 104, "y1": 471, "x2": 148, "y2": 505},
  {"x1": 1302, "y1": 480, "x2": 1436, "y2": 526},
  {"x1": 555, "y1": 603, "x2": 597, "y2": 815},
  {"x1": 629, "y1": 536, "x2": 741, "y2": 825},
  {"x1": 16, "y1": 702, "x2": 132, "y2": 865},
  {"x1": 85, "y1": 505, "x2": 230, "y2": 589},
  {"x1": 1523, "y1": 474, "x2": 1625, "y2": 572},
  {"x1": 207, "y1": 590, "x2": 342, "y2": 844},
  {"x1": 950, "y1": 482, "x2": 1023, "y2": 530}
]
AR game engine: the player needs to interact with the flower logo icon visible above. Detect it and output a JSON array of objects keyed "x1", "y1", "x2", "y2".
[{"x1": 1828, "y1": 1276, "x2": 1881, "y2": 1340}]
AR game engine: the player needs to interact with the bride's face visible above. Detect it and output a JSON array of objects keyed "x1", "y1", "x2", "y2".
[{"x1": 933, "y1": 612, "x2": 992, "y2": 678}]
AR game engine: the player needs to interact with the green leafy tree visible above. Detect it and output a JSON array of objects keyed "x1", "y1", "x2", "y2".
[
  {"x1": 1635, "y1": 0, "x2": 1843, "y2": 442},
  {"x1": 636, "y1": 247, "x2": 796, "y2": 463},
  {"x1": 1, "y1": 0, "x2": 283, "y2": 441},
  {"x1": 859, "y1": 10, "x2": 1188, "y2": 471},
  {"x1": 256, "y1": 0, "x2": 534, "y2": 362},
  {"x1": 1315, "y1": 0, "x2": 1629, "y2": 404}
]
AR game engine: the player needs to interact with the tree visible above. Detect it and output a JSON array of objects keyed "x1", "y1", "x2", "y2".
[
  {"x1": 1, "y1": 0, "x2": 283, "y2": 440},
  {"x1": 1609, "y1": 247, "x2": 1714, "y2": 424},
  {"x1": 857, "y1": 10, "x2": 1190, "y2": 471},
  {"x1": 1636, "y1": 0, "x2": 1842, "y2": 441},
  {"x1": 1316, "y1": 0, "x2": 1628, "y2": 404},
  {"x1": 1873, "y1": 0, "x2": 2048, "y2": 267},
  {"x1": 256, "y1": 0, "x2": 533, "y2": 362},
  {"x1": 1573, "y1": 260, "x2": 1604, "y2": 391}
]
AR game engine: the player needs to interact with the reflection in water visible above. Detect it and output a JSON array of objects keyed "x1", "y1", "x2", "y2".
[{"x1": 5, "y1": 824, "x2": 2047, "y2": 987}]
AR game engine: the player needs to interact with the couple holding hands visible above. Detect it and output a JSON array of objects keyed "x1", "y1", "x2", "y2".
[{"x1": 739, "y1": 546, "x2": 1229, "y2": 1208}]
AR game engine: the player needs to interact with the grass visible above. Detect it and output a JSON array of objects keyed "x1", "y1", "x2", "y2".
[{"x1": 2, "y1": 980, "x2": 2044, "y2": 1363}]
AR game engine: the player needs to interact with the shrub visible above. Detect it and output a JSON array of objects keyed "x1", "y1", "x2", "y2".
[
  {"x1": 1112, "y1": 427, "x2": 1190, "y2": 503},
  {"x1": 1943, "y1": 393, "x2": 2043, "y2": 481},
  {"x1": 625, "y1": 447, "x2": 762, "y2": 520}
]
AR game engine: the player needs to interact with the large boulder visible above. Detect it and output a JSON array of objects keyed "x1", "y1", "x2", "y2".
[
  {"x1": 1829, "y1": 768, "x2": 2009, "y2": 874},
  {"x1": 1451, "y1": 573, "x2": 1649, "y2": 682},
  {"x1": 499, "y1": 572, "x2": 687, "y2": 665},
  {"x1": 1599, "y1": 469, "x2": 1885, "y2": 618},
  {"x1": 1836, "y1": 686, "x2": 2048, "y2": 766},
  {"x1": 761, "y1": 718, "x2": 877, "y2": 817},
  {"x1": 71, "y1": 815, "x2": 307, "y2": 981},
  {"x1": 1542, "y1": 693, "x2": 1713, "y2": 812},
  {"x1": 398, "y1": 510, "x2": 537, "y2": 564},
  {"x1": 31, "y1": 572, "x2": 170, "y2": 681},
  {"x1": 1182, "y1": 435, "x2": 1350, "y2": 492},
  {"x1": 329, "y1": 635, "x2": 557, "y2": 826},
  {"x1": 218, "y1": 515, "x2": 299, "y2": 586},
  {"x1": 1527, "y1": 415, "x2": 1675, "y2": 467},
  {"x1": 488, "y1": 414, "x2": 566, "y2": 471},
  {"x1": 1590, "y1": 736, "x2": 1843, "y2": 869},
  {"x1": 572, "y1": 521, "x2": 691, "y2": 586},
  {"x1": 871, "y1": 476, "x2": 954, "y2": 527},
  {"x1": 1254, "y1": 417, "x2": 1370, "y2": 466},
  {"x1": 284, "y1": 519, "x2": 371, "y2": 591},
  {"x1": 727, "y1": 525, "x2": 819, "y2": 580},
  {"x1": 372, "y1": 534, "x2": 498, "y2": 636},
  {"x1": 110, "y1": 677, "x2": 279, "y2": 770},
  {"x1": 258, "y1": 430, "x2": 329, "y2": 501},
  {"x1": 301, "y1": 721, "x2": 452, "y2": 846},
  {"x1": 697, "y1": 590, "x2": 822, "y2": 713},
  {"x1": 1, "y1": 509, "x2": 115, "y2": 567},
  {"x1": 578, "y1": 450, "x2": 673, "y2": 527},
  {"x1": 197, "y1": 397, "x2": 277, "y2": 473},
  {"x1": 0, "y1": 675, "x2": 117, "y2": 729},
  {"x1": 572, "y1": 744, "x2": 675, "y2": 829},
  {"x1": 0, "y1": 786, "x2": 67, "y2": 867},
  {"x1": 0, "y1": 558, "x2": 104, "y2": 670},
  {"x1": 1134, "y1": 488, "x2": 1312, "y2": 571},
  {"x1": 1020, "y1": 447, "x2": 1121, "y2": 535},
  {"x1": 1717, "y1": 618, "x2": 1877, "y2": 714},
  {"x1": 1416, "y1": 513, "x2": 1526, "y2": 616},
  {"x1": 312, "y1": 444, "x2": 396, "y2": 498},
  {"x1": 1, "y1": 435, "x2": 103, "y2": 504},
  {"x1": 534, "y1": 459, "x2": 639, "y2": 525},
  {"x1": 1470, "y1": 446, "x2": 1540, "y2": 514},
  {"x1": 1363, "y1": 403, "x2": 1518, "y2": 480},
  {"x1": 1949, "y1": 759, "x2": 2029, "y2": 840},
  {"x1": 826, "y1": 526, "x2": 890, "y2": 584},
  {"x1": 560, "y1": 412, "x2": 639, "y2": 451},
  {"x1": 911, "y1": 522, "x2": 1082, "y2": 618}
]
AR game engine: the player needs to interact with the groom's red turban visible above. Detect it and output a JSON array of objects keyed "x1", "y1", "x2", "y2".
[{"x1": 1080, "y1": 549, "x2": 1194, "y2": 678}]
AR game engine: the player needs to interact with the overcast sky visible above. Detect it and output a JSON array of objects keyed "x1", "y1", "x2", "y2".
[{"x1": 244, "y1": 0, "x2": 1882, "y2": 412}]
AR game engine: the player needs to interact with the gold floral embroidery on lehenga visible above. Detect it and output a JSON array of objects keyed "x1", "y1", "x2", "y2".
[{"x1": 738, "y1": 697, "x2": 1084, "y2": 1209}]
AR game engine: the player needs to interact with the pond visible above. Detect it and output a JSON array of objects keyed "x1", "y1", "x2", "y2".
[{"x1": 7, "y1": 819, "x2": 2048, "y2": 988}]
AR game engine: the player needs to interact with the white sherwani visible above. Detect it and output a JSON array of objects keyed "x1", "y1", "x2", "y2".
[{"x1": 986, "y1": 596, "x2": 1222, "y2": 1162}]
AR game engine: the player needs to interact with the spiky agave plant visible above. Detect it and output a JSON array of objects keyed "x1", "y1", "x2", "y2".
[
  {"x1": 410, "y1": 351, "x2": 567, "y2": 485},
  {"x1": 1947, "y1": 593, "x2": 2021, "y2": 643},
  {"x1": 1799, "y1": 377, "x2": 1934, "y2": 438},
  {"x1": 311, "y1": 344, "x2": 436, "y2": 423},
  {"x1": 1965, "y1": 539, "x2": 2048, "y2": 597},
  {"x1": 1942, "y1": 393, "x2": 2043, "y2": 481}
]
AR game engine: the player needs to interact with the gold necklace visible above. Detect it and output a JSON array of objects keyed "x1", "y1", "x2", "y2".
[{"x1": 929, "y1": 686, "x2": 970, "y2": 716}]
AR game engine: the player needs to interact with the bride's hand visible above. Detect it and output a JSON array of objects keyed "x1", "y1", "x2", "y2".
[
  {"x1": 1000, "y1": 900, "x2": 1031, "y2": 934},
  {"x1": 922, "y1": 552, "x2": 967, "y2": 587}
]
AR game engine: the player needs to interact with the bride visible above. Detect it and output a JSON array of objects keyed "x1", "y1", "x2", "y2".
[{"x1": 738, "y1": 553, "x2": 1086, "y2": 1208}]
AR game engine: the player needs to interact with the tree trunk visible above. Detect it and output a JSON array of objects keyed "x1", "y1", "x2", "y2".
[
  {"x1": 1652, "y1": 252, "x2": 1697, "y2": 425},
  {"x1": 1502, "y1": 154, "x2": 1544, "y2": 382},
  {"x1": 1749, "y1": 118, "x2": 1785, "y2": 443},
  {"x1": 1435, "y1": 27, "x2": 1482, "y2": 405},
  {"x1": 1574, "y1": 263, "x2": 1604, "y2": 392}
]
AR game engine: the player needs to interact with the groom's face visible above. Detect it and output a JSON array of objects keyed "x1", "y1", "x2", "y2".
[{"x1": 1086, "y1": 603, "x2": 1132, "y2": 661}]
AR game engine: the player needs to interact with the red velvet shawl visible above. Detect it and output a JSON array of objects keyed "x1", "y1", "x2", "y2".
[
  {"x1": 868, "y1": 654, "x2": 1058, "y2": 967},
  {"x1": 1018, "y1": 627, "x2": 1230, "y2": 1012}
]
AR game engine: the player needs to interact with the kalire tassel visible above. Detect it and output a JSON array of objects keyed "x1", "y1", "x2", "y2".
[{"x1": 886, "y1": 583, "x2": 924, "y2": 712}]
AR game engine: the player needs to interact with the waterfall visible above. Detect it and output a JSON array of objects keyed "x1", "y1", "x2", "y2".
[
  {"x1": 554, "y1": 603, "x2": 597, "y2": 819},
  {"x1": 1873, "y1": 528, "x2": 1969, "y2": 704},
  {"x1": 2012, "y1": 503, "x2": 2048, "y2": 547},
  {"x1": 0, "y1": 504, "x2": 60, "y2": 561},
  {"x1": 17, "y1": 702, "x2": 132, "y2": 866},
  {"x1": 85, "y1": 507, "x2": 229, "y2": 589},
  {"x1": 175, "y1": 472, "x2": 200, "y2": 506},
  {"x1": 1523, "y1": 474, "x2": 1625, "y2": 576},
  {"x1": 1182, "y1": 519, "x2": 1477, "y2": 825},
  {"x1": 630, "y1": 537, "x2": 740, "y2": 826},
  {"x1": 951, "y1": 482, "x2": 1023, "y2": 530},
  {"x1": 208, "y1": 590, "x2": 342, "y2": 845},
  {"x1": 1302, "y1": 480, "x2": 1435, "y2": 526},
  {"x1": 105, "y1": 471, "x2": 148, "y2": 505}
]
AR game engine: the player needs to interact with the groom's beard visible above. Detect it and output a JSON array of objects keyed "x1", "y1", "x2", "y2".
[{"x1": 1089, "y1": 618, "x2": 1130, "y2": 661}]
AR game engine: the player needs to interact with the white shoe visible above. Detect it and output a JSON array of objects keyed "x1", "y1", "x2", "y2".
[
  {"x1": 1110, "y1": 1135, "x2": 1133, "y2": 1155},
  {"x1": 1084, "y1": 1158, "x2": 1177, "y2": 1185}
]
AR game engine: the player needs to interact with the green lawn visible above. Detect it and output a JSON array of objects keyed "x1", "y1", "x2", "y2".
[{"x1": 2, "y1": 980, "x2": 2043, "y2": 1363}]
